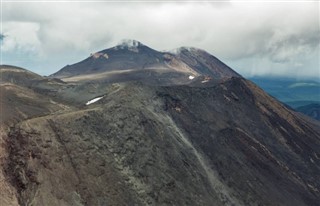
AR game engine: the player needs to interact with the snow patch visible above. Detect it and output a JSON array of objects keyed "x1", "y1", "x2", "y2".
[
  {"x1": 189, "y1": 75, "x2": 195, "y2": 80},
  {"x1": 85, "y1": 96, "x2": 104, "y2": 105},
  {"x1": 201, "y1": 76, "x2": 212, "y2": 83}
]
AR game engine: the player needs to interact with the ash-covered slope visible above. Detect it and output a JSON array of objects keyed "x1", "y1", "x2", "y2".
[
  {"x1": 5, "y1": 79, "x2": 320, "y2": 206},
  {"x1": 51, "y1": 40, "x2": 240, "y2": 85},
  {"x1": 0, "y1": 65, "x2": 71, "y2": 206},
  {"x1": 52, "y1": 40, "x2": 167, "y2": 78},
  {"x1": 1, "y1": 44, "x2": 320, "y2": 206},
  {"x1": 0, "y1": 65, "x2": 68, "y2": 125},
  {"x1": 0, "y1": 65, "x2": 43, "y2": 85},
  {"x1": 172, "y1": 47, "x2": 239, "y2": 78}
]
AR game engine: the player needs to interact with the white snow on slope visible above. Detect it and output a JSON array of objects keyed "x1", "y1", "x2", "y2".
[
  {"x1": 85, "y1": 96, "x2": 104, "y2": 105},
  {"x1": 189, "y1": 75, "x2": 195, "y2": 80}
]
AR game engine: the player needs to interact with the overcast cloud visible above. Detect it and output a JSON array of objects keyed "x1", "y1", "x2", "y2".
[{"x1": 1, "y1": 1, "x2": 319, "y2": 79}]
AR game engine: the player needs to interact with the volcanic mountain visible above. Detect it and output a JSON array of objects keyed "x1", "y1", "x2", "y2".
[
  {"x1": 51, "y1": 39, "x2": 239, "y2": 85},
  {"x1": 1, "y1": 41, "x2": 319, "y2": 206}
]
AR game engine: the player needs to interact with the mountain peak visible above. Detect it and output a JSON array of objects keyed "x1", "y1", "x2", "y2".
[
  {"x1": 118, "y1": 39, "x2": 142, "y2": 47},
  {"x1": 52, "y1": 41, "x2": 240, "y2": 82},
  {"x1": 114, "y1": 39, "x2": 144, "y2": 52}
]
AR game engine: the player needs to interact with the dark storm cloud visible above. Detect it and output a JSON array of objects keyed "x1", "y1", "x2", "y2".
[{"x1": 1, "y1": 1, "x2": 319, "y2": 78}]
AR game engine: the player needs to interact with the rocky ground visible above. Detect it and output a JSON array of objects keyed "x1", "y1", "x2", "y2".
[{"x1": 1, "y1": 76, "x2": 319, "y2": 205}]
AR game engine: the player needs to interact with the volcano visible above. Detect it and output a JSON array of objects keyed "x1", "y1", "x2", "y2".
[
  {"x1": 0, "y1": 40, "x2": 319, "y2": 206},
  {"x1": 51, "y1": 39, "x2": 239, "y2": 85}
]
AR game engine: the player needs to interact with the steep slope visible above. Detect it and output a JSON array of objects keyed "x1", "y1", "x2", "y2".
[
  {"x1": 172, "y1": 47, "x2": 239, "y2": 78},
  {"x1": 0, "y1": 65, "x2": 72, "y2": 206},
  {"x1": 161, "y1": 79, "x2": 320, "y2": 205},
  {"x1": 3, "y1": 78, "x2": 320, "y2": 206}
]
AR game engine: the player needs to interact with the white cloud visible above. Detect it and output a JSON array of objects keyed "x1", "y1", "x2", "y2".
[
  {"x1": 2, "y1": 21, "x2": 41, "y2": 54},
  {"x1": 1, "y1": 1, "x2": 319, "y2": 78}
]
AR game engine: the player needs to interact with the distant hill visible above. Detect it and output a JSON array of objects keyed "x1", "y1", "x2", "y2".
[
  {"x1": 296, "y1": 103, "x2": 320, "y2": 120},
  {"x1": 250, "y1": 77, "x2": 320, "y2": 120},
  {"x1": 250, "y1": 77, "x2": 320, "y2": 107}
]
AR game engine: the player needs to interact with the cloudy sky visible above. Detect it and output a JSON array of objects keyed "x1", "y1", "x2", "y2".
[{"x1": 1, "y1": 0, "x2": 319, "y2": 79}]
